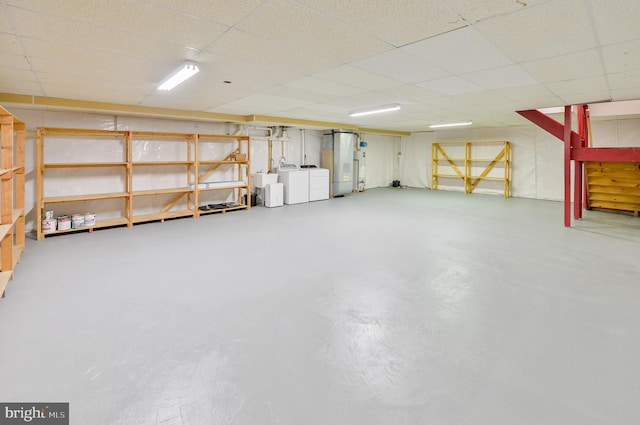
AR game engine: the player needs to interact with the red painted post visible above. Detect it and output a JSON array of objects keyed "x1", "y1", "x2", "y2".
[
  {"x1": 574, "y1": 106, "x2": 584, "y2": 220},
  {"x1": 582, "y1": 106, "x2": 590, "y2": 210},
  {"x1": 564, "y1": 106, "x2": 572, "y2": 227}
]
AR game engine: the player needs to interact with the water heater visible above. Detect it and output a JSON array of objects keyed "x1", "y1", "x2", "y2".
[{"x1": 321, "y1": 130, "x2": 357, "y2": 196}]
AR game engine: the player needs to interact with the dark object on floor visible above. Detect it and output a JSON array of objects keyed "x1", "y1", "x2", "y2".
[{"x1": 392, "y1": 180, "x2": 401, "y2": 187}]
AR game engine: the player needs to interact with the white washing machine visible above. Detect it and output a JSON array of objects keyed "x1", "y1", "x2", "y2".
[
  {"x1": 277, "y1": 165, "x2": 309, "y2": 205},
  {"x1": 307, "y1": 167, "x2": 329, "y2": 201},
  {"x1": 264, "y1": 183, "x2": 283, "y2": 208}
]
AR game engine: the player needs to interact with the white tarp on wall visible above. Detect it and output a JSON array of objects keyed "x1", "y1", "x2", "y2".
[{"x1": 7, "y1": 106, "x2": 640, "y2": 232}]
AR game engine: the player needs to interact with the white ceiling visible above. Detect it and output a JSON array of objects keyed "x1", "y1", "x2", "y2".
[{"x1": 1, "y1": 0, "x2": 640, "y2": 132}]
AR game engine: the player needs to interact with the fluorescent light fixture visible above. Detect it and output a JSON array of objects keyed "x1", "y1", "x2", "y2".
[
  {"x1": 158, "y1": 61, "x2": 200, "y2": 91},
  {"x1": 349, "y1": 104, "x2": 401, "y2": 117},
  {"x1": 429, "y1": 121, "x2": 472, "y2": 129}
]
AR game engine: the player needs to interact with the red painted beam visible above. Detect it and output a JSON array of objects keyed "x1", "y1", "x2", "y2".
[
  {"x1": 564, "y1": 106, "x2": 572, "y2": 227},
  {"x1": 517, "y1": 109, "x2": 583, "y2": 146},
  {"x1": 572, "y1": 147, "x2": 640, "y2": 162}
]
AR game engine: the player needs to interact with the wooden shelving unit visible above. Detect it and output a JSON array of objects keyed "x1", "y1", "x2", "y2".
[
  {"x1": 195, "y1": 133, "x2": 251, "y2": 217},
  {"x1": 130, "y1": 131, "x2": 196, "y2": 224},
  {"x1": 432, "y1": 141, "x2": 511, "y2": 197},
  {"x1": 37, "y1": 128, "x2": 131, "y2": 240},
  {"x1": 0, "y1": 106, "x2": 25, "y2": 298},
  {"x1": 36, "y1": 128, "x2": 251, "y2": 239}
]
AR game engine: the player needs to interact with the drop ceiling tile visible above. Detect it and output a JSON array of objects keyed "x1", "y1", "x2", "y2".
[
  {"x1": 352, "y1": 50, "x2": 450, "y2": 84},
  {"x1": 285, "y1": 76, "x2": 366, "y2": 97},
  {"x1": 590, "y1": 0, "x2": 640, "y2": 46},
  {"x1": 205, "y1": 29, "x2": 338, "y2": 74},
  {"x1": 144, "y1": 0, "x2": 266, "y2": 27},
  {"x1": 261, "y1": 85, "x2": 338, "y2": 103},
  {"x1": 446, "y1": 0, "x2": 547, "y2": 22},
  {"x1": 6, "y1": 1, "x2": 229, "y2": 50},
  {"x1": 0, "y1": 33, "x2": 22, "y2": 56},
  {"x1": 558, "y1": 91, "x2": 612, "y2": 105},
  {"x1": 462, "y1": 64, "x2": 537, "y2": 90},
  {"x1": 611, "y1": 87, "x2": 640, "y2": 102},
  {"x1": 493, "y1": 84, "x2": 556, "y2": 101},
  {"x1": 0, "y1": 52, "x2": 30, "y2": 70},
  {"x1": 195, "y1": 51, "x2": 307, "y2": 85},
  {"x1": 311, "y1": 65, "x2": 402, "y2": 91},
  {"x1": 11, "y1": 9, "x2": 189, "y2": 61},
  {"x1": 521, "y1": 49, "x2": 605, "y2": 83},
  {"x1": 226, "y1": 93, "x2": 314, "y2": 110},
  {"x1": 417, "y1": 76, "x2": 484, "y2": 95},
  {"x1": 0, "y1": 73, "x2": 42, "y2": 95},
  {"x1": 476, "y1": 0, "x2": 597, "y2": 62},
  {"x1": 375, "y1": 84, "x2": 447, "y2": 103},
  {"x1": 546, "y1": 76, "x2": 609, "y2": 97},
  {"x1": 608, "y1": 70, "x2": 640, "y2": 90},
  {"x1": 402, "y1": 27, "x2": 514, "y2": 75},
  {"x1": 602, "y1": 40, "x2": 640, "y2": 74},
  {"x1": 0, "y1": 6, "x2": 11, "y2": 32},
  {"x1": 236, "y1": 0, "x2": 390, "y2": 63},
  {"x1": 296, "y1": 0, "x2": 465, "y2": 46}
]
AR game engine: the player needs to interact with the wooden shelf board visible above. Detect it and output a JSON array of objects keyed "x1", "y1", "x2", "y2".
[
  {"x1": 469, "y1": 176, "x2": 506, "y2": 181},
  {"x1": 132, "y1": 161, "x2": 194, "y2": 166},
  {"x1": 12, "y1": 244, "x2": 23, "y2": 268},
  {"x1": 132, "y1": 131, "x2": 195, "y2": 139},
  {"x1": 0, "y1": 271, "x2": 12, "y2": 297},
  {"x1": 132, "y1": 210, "x2": 194, "y2": 224},
  {"x1": 44, "y1": 162, "x2": 128, "y2": 168},
  {"x1": 44, "y1": 192, "x2": 129, "y2": 203},
  {"x1": 198, "y1": 205, "x2": 249, "y2": 215},
  {"x1": 0, "y1": 224, "x2": 11, "y2": 240},
  {"x1": 198, "y1": 134, "x2": 250, "y2": 141},
  {"x1": 198, "y1": 184, "x2": 249, "y2": 191},
  {"x1": 132, "y1": 188, "x2": 194, "y2": 197},
  {"x1": 39, "y1": 127, "x2": 128, "y2": 137},
  {"x1": 198, "y1": 160, "x2": 249, "y2": 165},
  {"x1": 434, "y1": 174, "x2": 464, "y2": 178},
  {"x1": 42, "y1": 217, "x2": 129, "y2": 237},
  {"x1": 12, "y1": 209, "x2": 23, "y2": 225}
]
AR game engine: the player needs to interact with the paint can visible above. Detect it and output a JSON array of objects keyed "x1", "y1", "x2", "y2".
[
  {"x1": 44, "y1": 210, "x2": 54, "y2": 220},
  {"x1": 57, "y1": 215, "x2": 71, "y2": 231},
  {"x1": 84, "y1": 213, "x2": 96, "y2": 227},
  {"x1": 42, "y1": 218, "x2": 57, "y2": 234},
  {"x1": 71, "y1": 213, "x2": 85, "y2": 229}
]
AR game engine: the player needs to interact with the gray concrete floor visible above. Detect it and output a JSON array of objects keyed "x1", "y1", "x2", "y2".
[{"x1": 1, "y1": 188, "x2": 639, "y2": 425}]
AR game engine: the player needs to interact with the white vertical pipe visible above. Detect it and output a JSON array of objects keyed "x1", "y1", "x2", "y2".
[{"x1": 300, "y1": 129, "x2": 306, "y2": 165}]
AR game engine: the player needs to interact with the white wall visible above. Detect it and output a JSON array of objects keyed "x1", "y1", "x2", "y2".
[
  {"x1": 398, "y1": 118, "x2": 640, "y2": 201},
  {"x1": 8, "y1": 107, "x2": 324, "y2": 232},
  {"x1": 8, "y1": 105, "x2": 640, "y2": 233}
]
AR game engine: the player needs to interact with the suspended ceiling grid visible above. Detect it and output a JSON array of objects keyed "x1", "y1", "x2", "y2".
[{"x1": 1, "y1": 0, "x2": 640, "y2": 131}]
